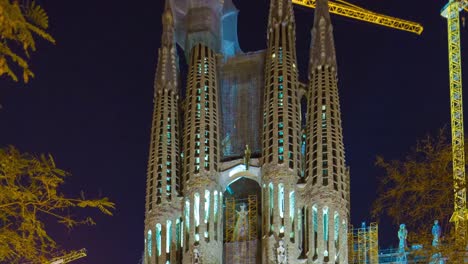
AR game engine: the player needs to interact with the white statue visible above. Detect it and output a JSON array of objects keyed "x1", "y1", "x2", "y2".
[
  {"x1": 234, "y1": 204, "x2": 249, "y2": 241},
  {"x1": 193, "y1": 248, "x2": 201, "y2": 264},
  {"x1": 432, "y1": 220, "x2": 441, "y2": 247},
  {"x1": 398, "y1": 224, "x2": 408, "y2": 250},
  {"x1": 277, "y1": 239, "x2": 286, "y2": 264}
]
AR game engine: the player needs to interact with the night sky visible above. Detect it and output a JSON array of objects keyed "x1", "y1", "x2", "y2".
[{"x1": 0, "y1": 0, "x2": 466, "y2": 263}]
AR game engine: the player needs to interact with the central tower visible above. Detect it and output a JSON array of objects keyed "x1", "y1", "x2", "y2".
[{"x1": 143, "y1": 0, "x2": 351, "y2": 263}]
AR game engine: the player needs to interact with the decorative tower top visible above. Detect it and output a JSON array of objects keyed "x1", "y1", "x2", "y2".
[
  {"x1": 268, "y1": 0, "x2": 295, "y2": 29},
  {"x1": 155, "y1": 0, "x2": 178, "y2": 92},
  {"x1": 309, "y1": 0, "x2": 337, "y2": 70}
]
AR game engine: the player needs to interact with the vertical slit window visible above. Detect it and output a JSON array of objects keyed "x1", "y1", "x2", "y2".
[
  {"x1": 166, "y1": 220, "x2": 172, "y2": 254},
  {"x1": 156, "y1": 223, "x2": 162, "y2": 256},
  {"x1": 279, "y1": 183, "x2": 285, "y2": 235},
  {"x1": 313, "y1": 205, "x2": 318, "y2": 257},
  {"x1": 204, "y1": 190, "x2": 210, "y2": 224},
  {"x1": 289, "y1": 191, "x2": 295, "y2": 239},
  {"x1": 323, "y1": 207, "x2": 329, "y2": 258},
  {"x1": 147, "y1": 230, "x2": 152, "y2": 257},
  {"x1": 334, "y1": 212, "x2": 340, "y2": 255},
  {"x1": 194, "y1": 193, "x2": 200, "y2": 227},
  {"x1": 214, "y1": 190, "x2": 218, "y2": 240},
  {"x1": 269, "y1": 183, "x2": 274, "y2": 232}
]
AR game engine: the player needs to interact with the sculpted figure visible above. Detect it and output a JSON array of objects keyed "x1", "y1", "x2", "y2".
[
  {"x1": 277, "y1": 239, "x2": 286, "y2": 264},
  {"x1": 432, "y1": 220, "x2": 441, "y2": 247},
  {"x1": 193, "y1": 248, "x2": 200, "y2": 264},
  {"x1": 398, "y1": 224, "x2": 408, "y2": 250},
  {"x1": 244, "y1": 144, "x2": 251, "y2": 170},
  {"x1": 233, "y1": 204, "x2": 249, "y2": 241}
]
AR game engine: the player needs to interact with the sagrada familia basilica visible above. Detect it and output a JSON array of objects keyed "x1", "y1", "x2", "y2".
[{"x1": 143, "y1": 0, "x2": 350, "y2": 263}]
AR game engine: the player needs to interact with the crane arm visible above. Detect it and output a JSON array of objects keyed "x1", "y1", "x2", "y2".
[
  {"x1": 292, "y1": 0, "x2": 424, "y2": 34},
  {"x1": 49, "y1": 249, "x2": 87, "y2": 264}
]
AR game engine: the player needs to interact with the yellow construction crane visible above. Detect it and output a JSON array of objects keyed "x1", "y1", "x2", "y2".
[
  {"x1": 441, "y1": 0, "x2": 468, "y2": 246},
  {"x1": 292, "y1": 0, "x2": 424, "y2": 35},
  {"x1": 48, "y1": 249, "x2": 87, "y2": 264}
]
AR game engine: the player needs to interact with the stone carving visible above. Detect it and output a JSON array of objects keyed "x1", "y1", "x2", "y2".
[
  {"x1": 193, "y1": 248, "x2": 201, "y2": 264},
  {"x1": 277, "y1": 239, "x2": 286, "y2": 264},
  {"x1": 234, "y1": 204, "x2": 249, "y2": 241},
  {"x1": 432, "y1": 220, "x2": 441, "y2": 247},
  {"x1": 244, "y1": 144, "x2": 251, "y2": 170},
  {"x1": 398, "y1": 224, "x2": 408, "y2": 250}
]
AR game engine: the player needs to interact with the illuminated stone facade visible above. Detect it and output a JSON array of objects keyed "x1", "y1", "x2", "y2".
[{"x1": 144, "y1": 0, "x2": 350, "y2": 263}]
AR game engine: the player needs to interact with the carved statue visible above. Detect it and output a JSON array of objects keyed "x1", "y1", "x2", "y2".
[
  {"x1": 193, "y1": 248, "x2": 201, "y2": 264},
  {"x1": 234, "y1": 204, "x2": 249, "y2": 241},
  {"x1": 277, "y1": 239, "x2": 286, "y2": 264},
  {"x1": 244, "y1": 144, "x2": 251, "y2": 170},
  {"x1": 398, "y1": 224, "x2": 408, "y2": 250},
  {"x1": 432, "y1": 220, "x2": 441, "y2": 247}
]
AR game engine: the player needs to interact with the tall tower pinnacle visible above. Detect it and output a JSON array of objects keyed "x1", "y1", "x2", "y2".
[
  {"x1": 267, "y1": 0, "x2": 295, "y2": 30},
  {"x1": 144, "y1": 1, "x2": 183, "y2": 263},
  {"x1": 181, "y1": 0, "x2": 224, "y2": 261},
  {"x1": 156, "y1": 0, "x2": 178, "y2": 89},
  {"x1": 309, "y1": 0, "x2": 337, "y2": 70},
  {"x1": 303, "y1": 0, "x2": 349, "y2": 262},
  {"x1": 262, "y1": 0, "x2": 302, "y2": 262}
]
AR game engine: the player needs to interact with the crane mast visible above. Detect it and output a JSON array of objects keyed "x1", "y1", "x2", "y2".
[{"x1": 442, "y1": 0, "x2": 468, "y2": 246}]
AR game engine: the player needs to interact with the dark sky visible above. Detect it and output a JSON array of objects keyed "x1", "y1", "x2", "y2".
[{"x1": 0, "y1": 0, "x2": 466, "y2": 263}]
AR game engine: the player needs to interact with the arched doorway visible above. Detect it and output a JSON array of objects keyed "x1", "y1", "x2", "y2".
[{"x1": 223, "y1": 177, "x2": 262, "y2": 264}]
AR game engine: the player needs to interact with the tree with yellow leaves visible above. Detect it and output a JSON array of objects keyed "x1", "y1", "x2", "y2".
[
  {"x1": 0, "y1": 146, "x2": 115, "y2": 263},
  {"x1": 0, "y1": 0, "x2": 54, "y2": 83},
  {"x1": 372, "y1": 129, "x2": 466, "y2": 261}
]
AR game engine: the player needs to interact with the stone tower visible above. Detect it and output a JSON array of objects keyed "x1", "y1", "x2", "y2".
[
  {"x1": 181, "y1": 0, "x2": 224, "y2": 262},
  {"x1": 144, "y1": 1, "x2": 183, "y2": 263},
  {"x1": 144, "y1": 0, "x2": 350, "y2": 263},
  {"x1": 261, "y1": 0, "x2": 302, "y2": 262},
  {"x1": 303, "y1": 0, "x2": 350, "y2": 262}
]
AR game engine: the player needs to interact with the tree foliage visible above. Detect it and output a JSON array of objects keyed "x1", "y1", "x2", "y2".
[
  {"x1": 0, "y1": 0, "x2": 55, "y2": 83},
  {"x1": 372, "y1": 129, "x2": 467, "y2": 259},
  {"x1": 0, "y1": 146, "x2": 115, "y2": 264}
]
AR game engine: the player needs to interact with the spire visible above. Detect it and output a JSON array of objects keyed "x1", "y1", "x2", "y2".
[
  {"x1": 309, "y1": 0, "x2": 337, "y2": 71},
  {"x1": 268, "y1": 0, "x2": 295, "y2": 28},
  {"x1": 161, "y1": 0, "x2": 175, "y2": 47},
  {"x1": 155, "y1": 0, "x2": 178, "y2": 91}
]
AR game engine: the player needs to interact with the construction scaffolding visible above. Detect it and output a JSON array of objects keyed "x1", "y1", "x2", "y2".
[
  {"x1": 247, "y1": 195, "x2": 258, "y2": 240},
  {"x1": 348, "y1": 228, "x2": 355, "y2": 263},
  {"x1": 225, "y1": 197, "x2": 236, "y2": 243},
  {"x1": 369, "y1": 223, "x2": 379, "y2": 264},
  {"x1": 224, "y1": 195, "x2": 259, "y2": 264},
  {"x1": 348, "y1": 222, "x2": 379, "y2": 264},
  {"x1": 357, "y1": 226, "x2": 367, "y2": 263}
]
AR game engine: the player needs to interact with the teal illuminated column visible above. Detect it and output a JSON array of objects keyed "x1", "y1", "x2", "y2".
[
  {"x1": 261, "y1": 0, "x2": 302, "y2": 262},
  {"x1": 181, "y1": 2, "x2": 223, "y2": 263},
  {"x1": 303, "y1": 0, "x2": 349, "y2": 263},
  {"x1": 144, "y1": 1, "x2": 183, "y2": 264}
]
